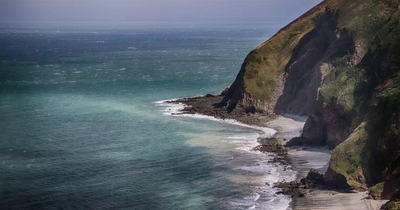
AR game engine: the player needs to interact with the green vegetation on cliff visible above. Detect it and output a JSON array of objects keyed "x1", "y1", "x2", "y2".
[
  {"x1": 221, "y1": 0, "x2": 400, "y2": 207},
  {"x1": 243, "y1": 12, "x2": 319, "y2": 100},
  {"x1": 224, "y1": 0, "x2": 399, "y2": 114},
  {"x1": 326, "y1": 10, "x2": 400, "y2": 205},
  {"x1": 319, "y1": 66, "x2": 363, "y2": 112},
  {"x1": 328, "y1": 122, "x2": 370, "y2": 189}
]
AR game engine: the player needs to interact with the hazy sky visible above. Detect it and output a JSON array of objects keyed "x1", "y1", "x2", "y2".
[{"x1": 0, "y1": 0, "x2": 322, "y2": 25}]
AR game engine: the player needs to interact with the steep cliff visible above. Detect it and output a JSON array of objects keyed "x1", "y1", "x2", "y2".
[
  {"x1": 325, "y1": 11, "x2": 400, "y2": 207},
  {"x1": 220, "y1": 0, "x2": 400, "y2": 206},
  {"x1": 219, "y1": 0, "x2": 398, "y2": 116},
  {"x1": 217, "y1": 1, "x2": 328, "y2": 114}
]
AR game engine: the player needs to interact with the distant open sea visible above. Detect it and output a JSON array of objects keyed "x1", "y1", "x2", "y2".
[{"x1": 0, "y1": 23, "x2": 296, "y2": 210}]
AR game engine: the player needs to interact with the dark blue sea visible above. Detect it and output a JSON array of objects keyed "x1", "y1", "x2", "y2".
[{"x1": 0, "y1": 23, "x2": 296, "y2": 210}]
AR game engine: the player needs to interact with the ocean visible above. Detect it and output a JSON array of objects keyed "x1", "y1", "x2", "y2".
[{"x1": 0, "y1": 23, "x2": 296, "y2": 210}]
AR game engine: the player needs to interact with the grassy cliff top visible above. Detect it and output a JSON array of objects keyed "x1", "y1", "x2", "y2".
[
  {"x1": 243, "y1": 2, "x2": 325, "y2": 99},
  {"x1": 242, "y1": 0, "x2": 398, "y2": 101}
]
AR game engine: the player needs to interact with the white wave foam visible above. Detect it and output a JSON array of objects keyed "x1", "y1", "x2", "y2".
[
  {"x1": 181, "y1": 114, "x2": 275, "y2": 138},
  {"x1": 154, "y1": 99, "x2": 187, "y2": 115},
  {"x1": 155, "y1": 98, "x2": 296, "y2": 210},
  {"x1": 245, "y1": 193, "x2": 260, "y2": 202},
  {"x1": 154, "y1": 98, "x2": 179, "y2": 104},
  {"x1": 227, "y1": 133, "x2": 260, "y2": 140},
  {"x1": 155, "y1": 99, "x2": 276, "y2": 137},
  {"x1": 247, "y1": 205, "x2": 256, "y2": 209},
  {"x1": 220, "y1": 118, "x2": 276, "y2": 138},
  {"x1": 182, "y1": 114, "x2": 276, "y2": 138}
]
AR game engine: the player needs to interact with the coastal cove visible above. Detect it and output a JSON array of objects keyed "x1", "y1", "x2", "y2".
[
  {"x1": 1, "y1": 0, "x2": 400, "y2": 209},
  {"x1": 174, "y1": 0, "x2": 400, "y2": 209},
  {"x1": 157, "y1": 99, "x2": 298, "y2": 209},
  {"x1": 163, "y1": 96, "x2": 388, "y2": 210}
]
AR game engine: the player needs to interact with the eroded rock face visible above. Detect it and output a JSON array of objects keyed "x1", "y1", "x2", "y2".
[
  {"x1": 302, "y1": 100, "x2": 353, "y2": 149},
  {"x1": 216, "y1": 61, "x2": 246, "y2": 113},
  {"x1": 216, "y1": 3, "x2": 329, "y2": 114},
  {"x1": 322, "y1": 11, "x2": 400, "y2": 197},
  {"x1": 274, "y1": 10, "x2": 354, "y2": 116},
  {"x1": 298, "y1": 2, "x2": 400, "y2": 151}
]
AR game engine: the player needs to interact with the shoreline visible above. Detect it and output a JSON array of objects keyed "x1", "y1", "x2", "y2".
[
  {"x1": 168, "y1": 95, "x2": 276, "y2": 127},
  {"x1": 158, "y1": 95, "x2": 387, "y2": 210}
]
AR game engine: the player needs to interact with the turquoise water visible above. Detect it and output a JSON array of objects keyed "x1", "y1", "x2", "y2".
[{"x1": 0, "y1": 24, "x2": 295, "y2": 210}]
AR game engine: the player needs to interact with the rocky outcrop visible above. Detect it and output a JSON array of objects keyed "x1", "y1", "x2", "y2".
[
  {"x1": 275, "y1": 169, "x2": 326, "y2": 198},
  {"x1": 301, "y1": 97, "x2": 353, "y2": 149},
  {"x1": 253, "y1": 138, "x2": 288, "y2": 154}
]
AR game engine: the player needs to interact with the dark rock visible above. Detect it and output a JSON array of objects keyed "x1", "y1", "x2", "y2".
[
  {"x1": 324, "y1": 167, "x2": 352, "y2": 190},
  {"x1": 245, "y1": 106, "x2": 257, "y2": 114},
  {"x1": 254, "y1": 138, "x2": 288, "y2": 155},
  {"x1": 286, "y1": 137, "x2": 322, "y2": 147},
  {"x1": 300, "y1": 178, "x2": 307, "y2": 185},
  {"x1": 307, "y1": 169, "x2": 325, "y2": 186},
  {"x1": 275, "y1": 181, "x2": 308, "y2": 198},
  {"x1": 274, "y1": 169, "x2": 329, "y2": 198},
  {"x1": 286, "y1": 137, "x2": 307, "y2": 147},
  {"x1": 220, "y1": 87, "x2": 230, "y2": 96},
  {"x1": 168, "y1": 95, "x2": 275, "y2": 127}
]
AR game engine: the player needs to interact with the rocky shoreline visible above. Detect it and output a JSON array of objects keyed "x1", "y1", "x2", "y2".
[
  {"x1": 167, "y1": 94, "x2": 387, "y2": 210},
  {"x1": 171, "y1": 94, "x2": 275, "y2": 127},
  {"x1": 253, "y1": 138, "x2": 327, "y2": 198}
]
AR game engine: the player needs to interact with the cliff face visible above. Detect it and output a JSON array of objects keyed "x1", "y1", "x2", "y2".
[
  {"x1": 274, "y1": 10, "x2": 355, "y2": 116},
  {"x1": 220, "y1": 0, "x2": 398, "y2": 116},
  {"x1": 221, "y1": 0, "x2": 400, "y2": 206},
  {"x1": 326, "y1": 11, "x2": 400, "y2": 206},
  {"x1": 218, "y1": 2, "x2": 328, "y2": 114},
  {"x1": 285, "y1": 0, "x2": 400, "y2": 149}
]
